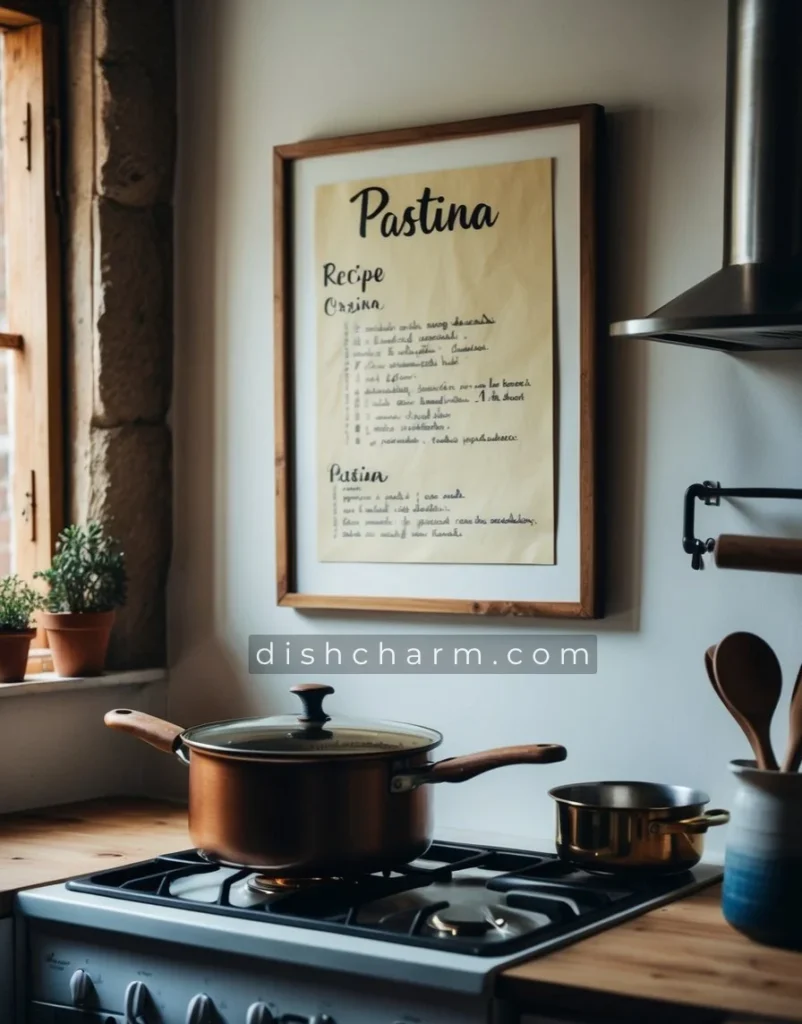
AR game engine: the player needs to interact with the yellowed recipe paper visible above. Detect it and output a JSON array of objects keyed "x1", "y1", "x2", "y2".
[{"x1": 315, "y1": 157, "x2": 554, "y2": 565}]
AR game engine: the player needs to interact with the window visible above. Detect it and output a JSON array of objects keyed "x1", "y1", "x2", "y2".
[{"x1": 0, "y1": 5, "x2": 63, "y2": 651}]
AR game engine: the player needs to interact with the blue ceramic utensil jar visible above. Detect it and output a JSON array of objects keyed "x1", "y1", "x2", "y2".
[{"x1": 722, "y1": 759, "x2": 802, "y2": 949}]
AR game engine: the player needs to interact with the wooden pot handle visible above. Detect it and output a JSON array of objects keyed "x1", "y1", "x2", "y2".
[
  {"x1": 104, "y1": 708, "x2": 184, "y2": 754},
  {"x1": 424, "y1": 743, "x2": 567, "y2": 786},
  {"x1": 391, "y1": 743, "x2": 567, "y2": 791},
  {"x1": 715, "y1": 534, "x2": 802, "y2": 575}
]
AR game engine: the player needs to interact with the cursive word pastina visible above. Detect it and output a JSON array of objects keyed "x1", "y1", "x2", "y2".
[{"x1": 350, "y1": 186, "x2": 499, "y2": 239}]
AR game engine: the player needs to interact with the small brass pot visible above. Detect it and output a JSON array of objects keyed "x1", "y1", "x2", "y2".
[{"x1": 550, "y1": 781, "x2": 729, "y2": 873}]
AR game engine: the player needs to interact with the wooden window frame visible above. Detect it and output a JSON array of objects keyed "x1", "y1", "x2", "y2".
[{"x1": 1, "y1": 2, "x2": 63, "y2": 658}]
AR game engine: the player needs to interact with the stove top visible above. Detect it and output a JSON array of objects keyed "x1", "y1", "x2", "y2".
[{"x1": 64, "y1": 842, "x2": 721, "y2": 958}]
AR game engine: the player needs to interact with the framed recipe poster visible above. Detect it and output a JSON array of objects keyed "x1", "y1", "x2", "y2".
[{"x1": 274, "y1": 105, "x2": 603, "y2": 618}]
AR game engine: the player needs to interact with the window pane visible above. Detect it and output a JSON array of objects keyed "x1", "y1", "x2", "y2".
[{"x1": 0, "y1": 34, "x2": 13, "y2": 576}]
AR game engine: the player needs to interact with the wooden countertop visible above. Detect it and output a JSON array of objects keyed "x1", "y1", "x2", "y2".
[
  {"x1": 500, "y1": 882, "x2": 802, "y2": 1023},
  {"x1": 0, "y1": 799, "x2": 799, "y2": 1021},
  {"x1": 0, "y1": 796, "x2": 188, "y2": 916}
]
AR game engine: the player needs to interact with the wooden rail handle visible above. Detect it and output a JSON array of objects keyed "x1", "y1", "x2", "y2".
[{"x1": 714, "y1": 534, "x2": 802, "y2": 575}]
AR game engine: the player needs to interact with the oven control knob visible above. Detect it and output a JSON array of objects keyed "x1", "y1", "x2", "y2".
[
  {"x1": 69, "y1": 968, "x2": 95, "y2": 1007},
  {"x1": 186, "y1": 993, "x2": 216, "y2": 1024},
  {"x1": 125, "y1": 980, "x2": 152, "y2": 1023},
  {"x1": 246, "y1": 1004, "x2": 275, "y2": 1024}
]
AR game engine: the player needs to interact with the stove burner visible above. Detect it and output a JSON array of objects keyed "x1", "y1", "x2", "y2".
[
  {"x1": 356, "y1": 878, "x2": 550, "y2": 943},
  {"x1": 247, "y1": 875, "x2": 338, "y2": 894},
  {"x1": 429, "y1": 905, "x2": 506, "y2": 938}
]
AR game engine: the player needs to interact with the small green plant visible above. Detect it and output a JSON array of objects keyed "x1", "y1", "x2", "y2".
[
  {"x1": 0, "y1": 575, "x2": 43, "y2": 631},
  {"x1": 35, "y1": 522, "x2": 127, "y2": 614}
]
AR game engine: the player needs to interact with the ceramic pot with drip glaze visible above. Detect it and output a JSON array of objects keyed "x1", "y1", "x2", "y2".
[{"x1": 722, "y1": 759, "x2": 802, "y2": 950}]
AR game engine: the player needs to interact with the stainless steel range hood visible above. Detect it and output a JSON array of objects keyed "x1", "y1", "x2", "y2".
[{"x1": 610, "y1": 0, "x2": 802, "y2": 352}]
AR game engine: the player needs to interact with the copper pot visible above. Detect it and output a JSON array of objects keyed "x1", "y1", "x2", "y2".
[{"x1": 106, "y1": 684, "x2": 566, "y2": 877}]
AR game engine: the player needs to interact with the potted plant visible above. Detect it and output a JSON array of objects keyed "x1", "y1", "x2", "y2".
[
  {"x1": 0, "y1": 575, "x2": 43, "y2": 682},
  {"x1": 35, "y1": 522, "x2": 127, "y2": 677}
]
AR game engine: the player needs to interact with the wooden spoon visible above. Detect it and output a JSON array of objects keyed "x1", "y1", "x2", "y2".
[
  {"x1": 704, "y1": 644, "x2": 754, "y2": 757},
  {"x1": 781, "y1": 664, "x2": 802, "y2": 773},
  {"x1": 712, "y1": 632, "x2": 781, "y2": 771}
]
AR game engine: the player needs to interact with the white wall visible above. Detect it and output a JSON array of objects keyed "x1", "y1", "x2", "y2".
[
  {"x1": 0, "y1": 679, "x2": 168, "y2": 815},
  {"x1": 171, "y1": 0, "x2": 802, "y2": 857}
]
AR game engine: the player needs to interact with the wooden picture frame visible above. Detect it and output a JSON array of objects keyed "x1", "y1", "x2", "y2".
[{"x1": 274, "y1": 104, "x2": 603, "y2": 619}]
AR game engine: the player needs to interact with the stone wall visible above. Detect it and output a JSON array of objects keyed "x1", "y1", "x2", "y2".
[{"x1": 66, "y1": 0, "x2": 175, "y2": 668}]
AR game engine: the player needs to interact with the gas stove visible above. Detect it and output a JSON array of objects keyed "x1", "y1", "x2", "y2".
[{"x1": 15, "y1": 842, "x2": 721, "y2": 1024}]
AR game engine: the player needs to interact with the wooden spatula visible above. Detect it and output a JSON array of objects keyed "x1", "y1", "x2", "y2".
[
  {"x1": 712, "y1": 632, "x2": 781, "y2": 771},
  {"x1": 781, "y1": 664, "x2": 802, "y2": 772}
]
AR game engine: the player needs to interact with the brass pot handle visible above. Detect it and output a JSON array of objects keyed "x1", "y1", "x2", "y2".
[
  {"x1": 649, "y1": 809, "x2": 730, "y2": 835},
  {"x1": 391, "y1": 743, "x2": 567, "y2": 792}
]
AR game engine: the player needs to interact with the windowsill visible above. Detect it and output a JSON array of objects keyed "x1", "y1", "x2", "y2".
[
  {"x1": 27, "y1": 648, "x2": 54, "y2": 674},
  {"x1": 0, "y1": 667, "x2": 167, "y2": 698}
]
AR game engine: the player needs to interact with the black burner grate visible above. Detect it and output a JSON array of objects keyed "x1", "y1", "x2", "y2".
[{"x1": 65, "y1": 843, "x2": 709, "y2": 957}]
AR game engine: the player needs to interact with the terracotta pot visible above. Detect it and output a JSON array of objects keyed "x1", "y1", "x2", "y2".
[
  {"x1": 0, "y1": 628, "x2": 36, "y2": 683},
  {"x1": 41, "y1": 611, "x2": 115, "y2": 677}
]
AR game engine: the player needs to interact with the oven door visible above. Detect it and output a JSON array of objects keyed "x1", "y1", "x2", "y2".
[
  {"x1": 1, "y1": 917, "x2": 13, "y2": 1023},
  {"x1": 28, "y1": 1011, "x2": 123, "y2": 1022},
  {"x1": 519, "y1": 1015, "x2": 596, "y2": 1023}
]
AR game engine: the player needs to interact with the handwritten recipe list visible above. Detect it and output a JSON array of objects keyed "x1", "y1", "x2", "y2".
[{"x1": 316, "y1": 158, "x2": 555, "y2": 565}]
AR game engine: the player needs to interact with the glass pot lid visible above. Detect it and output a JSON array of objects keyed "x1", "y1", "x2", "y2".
[{"x1": 181, "y1": 684, "x2": 443, "y2": 758}]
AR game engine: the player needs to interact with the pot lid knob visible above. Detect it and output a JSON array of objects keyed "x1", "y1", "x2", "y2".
[{"x1": 290, "y1": 683, "x2": 334, "y2": 724}]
